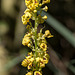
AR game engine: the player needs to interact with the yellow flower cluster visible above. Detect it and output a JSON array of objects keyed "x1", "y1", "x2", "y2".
[
  {"x1": 22, "y1": 51, "x2": 49, "y2": 75},
  {"x1": 22, "y1": 52, "x2": 34, "y2": 69},
  {"x1": 37, "y1": 30, "x2": 53, "y2": 51},
  {"x1": 22, "y1": 51, "x2": 49, "y2": 68},
  {"x1": 21, "y1": 0, "x2": 50, "y2": 25},
  {"x1": 21, "y1": 0, "x2": 53, "y2": 75},
  {"x1": 22, "y1": 33, "x2": 32, "y2": 47},
  {"x1": 22, "y1": 30, "x2": 53, "y2": 75}
]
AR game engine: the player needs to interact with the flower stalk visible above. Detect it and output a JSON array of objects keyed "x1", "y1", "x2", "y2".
[
  {"x1": 21, "y1": 0, "x2": 53, "y2": 75},
  {"x1": 34, "y1": 13, "x2": 38, "y2": 57}
]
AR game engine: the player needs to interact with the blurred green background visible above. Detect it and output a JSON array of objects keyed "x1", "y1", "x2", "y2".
[{"x1": 0, "y1": 0, "x2": 75, "y2": 75}]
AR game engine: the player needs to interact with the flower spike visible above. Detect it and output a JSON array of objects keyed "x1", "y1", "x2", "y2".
[{"x1": 21, "y1": 0, "x2": 53, "y2": 75}]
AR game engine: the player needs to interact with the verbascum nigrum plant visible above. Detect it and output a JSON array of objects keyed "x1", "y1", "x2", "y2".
[{"x1": 21, "y1": 0, "x2": 53, "y2": 75}]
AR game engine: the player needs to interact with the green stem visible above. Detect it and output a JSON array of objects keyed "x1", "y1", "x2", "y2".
[
  {"x1": 34, "y1": 13, "x2": 38, "y2": 57},
  {"x1": 34, "y1": 13, "x2": 39, "y2": 70}
]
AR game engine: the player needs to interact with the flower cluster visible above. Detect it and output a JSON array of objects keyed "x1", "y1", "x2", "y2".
[
  {"x1": 21, "y1": 0, "x2": 53, "y2": 75},
  {"x1": 22, "y1": 0, "x2": 50, "y2": 25}
]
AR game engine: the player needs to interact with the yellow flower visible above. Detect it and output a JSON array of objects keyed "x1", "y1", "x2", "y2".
[
  {"x1": 34, "y1": 71, "x2": 42, "y2": 75},
  {"x1": 22, "y1": 35, "x2": 31, "y2": 47},
  {"x1": 39, "y1": 3, "x2": 42, "y2": 7},
  {"x1": 42, "y1": 0, "x2": 50, "y2": 4},
  {"x1": 24, "y1": 33, "x2": 31, "y2": 37},
  {"x1": 30, "y1": 58, "x2": 34, "y2": 62},
  {"x1": 45, "y1": 30, "x2": 53, "y2": 38},
  {"x1": 27, "y1": 3, "x2": 36, "y2": 10},
  {"x1": 24, "y1": 8, "x2": 30, "y2": 13},
  {"x1": 42, "y1": 6, "x2": 48, "y2": 12},
  {"x1": 47, "y1": 35, "x2": 53, "y2": 38},
  {"x1": 22, "y1": 12, "x2": 31, "y2": 25},
  {"x1": 21, "y1": 59, "x2": 30, "y2": 67},
  {"x1": 39, "y1": 58, "x2": 46, "y2": 67},
  {"x1": 40, "y1": 61, "x2": 45, "y2": 68},
  {"x1": 22, "y1": 14, "x2": 28, "y2": 25},
  {"x1": 27, "y1": 0, "x2": 39, "y2": 10},
  {"x1": 28, "y1": 52, "x2": 33, "y2": 56},
  {"x1": 26, "y1": 72, "x2": 32, "y2": 75},
  {"x1": 44, "y1": 52, "x2": 50, "y2": 59},
  {"x1": 45, "y1": 30, "x2": 50, "y2": 36},
  {"x1": 25, "y1": 12, "x2": 32, "y2": 19},
  {"x1": 32, "y1": 0, "x2": 39, "y2": 7},
  {"x1": 41, "y1": 39, "x2": 47, "y2": 43},
  {"x1": 40, "y1": 43, "x2": 47, "y2": 51},
  {"x1": 42, "y1": 15, "x2": 47, "y2": 20},
  {"x1": 43, "y1": 57, "x2": 48, "y2": 64},
  {"x1": 33, "y1": 10, "x2": 37, "y2": 13},
  {"x1": 26, "y1": 56, "x2": 32, "y2": 59},
  {"x1": 22, "y1": 37, "x2": 30, "y2": 46},
  {"x1": 36, "y1": 57, "x2": 40, "y2": 62},
  {"x1": 28, "y1": 63, "x2": 32, "y2": 69},
  {"x1": 25, "y1": 0, "x2": 32, "y2": 6},
  {"x1": 28, "y1": 43, "x2": 31, "y2": 47}
]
